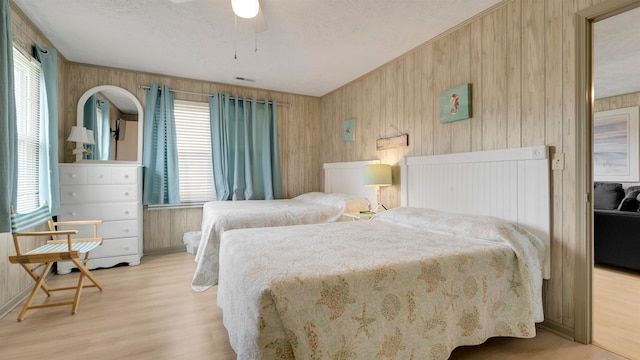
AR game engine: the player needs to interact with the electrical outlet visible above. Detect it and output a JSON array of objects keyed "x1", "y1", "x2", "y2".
[{"x1": 552, "y1": 153, "x2": 564, "y2": 170}]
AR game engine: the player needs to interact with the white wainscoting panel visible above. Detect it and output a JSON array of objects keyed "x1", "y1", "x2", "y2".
[{"x1": 400, "y1": 146, "x2": 551, "y2": 279}]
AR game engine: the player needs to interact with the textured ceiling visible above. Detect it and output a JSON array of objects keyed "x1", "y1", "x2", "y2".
[
  {"x1": 13, "y1": 0, "x2": 502, "y2": 97},
  {"x1": 593, "y1": 6, "x2": 640, "y2": 99},
  {"x1": 12, "y1": 0, "x2": 639, "y2": 99}
]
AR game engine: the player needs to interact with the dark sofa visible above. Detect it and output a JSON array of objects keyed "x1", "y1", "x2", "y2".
[{"x1": 593, "y1": 182, "x2": 640, "y2": 272}]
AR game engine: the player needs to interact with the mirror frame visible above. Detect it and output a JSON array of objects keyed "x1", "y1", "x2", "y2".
[{"x1": 75, "y1": 85, "x2": 144, "y2": 164}]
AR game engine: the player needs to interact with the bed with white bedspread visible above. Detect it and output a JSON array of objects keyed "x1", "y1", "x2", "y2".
[
  {"x1": 218, "y1": 207, "x2": 545, "y2": 359},
  {"x1": 192, "y1": 192, "x2": 371, "y2": 291},
  {"x1": 217, "y1": 146, "x2": 551, "y2": 359}
]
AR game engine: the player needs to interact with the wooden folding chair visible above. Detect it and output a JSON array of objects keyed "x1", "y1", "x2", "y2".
[{"x1": 9, "y1": 203, "x2": 104, "y2": 321}]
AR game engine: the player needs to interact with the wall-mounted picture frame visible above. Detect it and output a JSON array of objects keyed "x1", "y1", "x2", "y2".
[
  {"x1": 342, "y1": 119, "x2": 355, "y2": 142},
  {"x1": 440, "y1": 83, "x2": 472, "y2": 123},
  {"x1": 593, "y1": 106, "x2": 640, "y2": 182}
]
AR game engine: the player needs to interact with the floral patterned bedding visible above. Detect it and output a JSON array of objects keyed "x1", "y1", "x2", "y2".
[
  {"x1": 191, "y1": 192, "x2": 370, "y2": 291},
  {"x1": 217, "y1": 207, "x2": 545, "y2": 360}
]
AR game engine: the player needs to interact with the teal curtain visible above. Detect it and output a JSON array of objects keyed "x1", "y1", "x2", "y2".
[
  {"x1": 97, "y1": 99, "x2": 110, "y2": 160},
  {"x1": 83, "y1": 97, "x2": 110, "y2": 160},
  {"x1": 0, "y1": 0, "x2": 17, "y2": 232},
  {"x1": 209, "y1": 93, "x2": 282, "y2": 200},
  {"x1": 142, "y1": 84, "x2": 180, "y2": 205},
  {"x1": 83, "y1": 94, "x2": 98, "y2": 160},
  {"x1": 34, "y1": 45, "x2": 60, "y2": 216}
]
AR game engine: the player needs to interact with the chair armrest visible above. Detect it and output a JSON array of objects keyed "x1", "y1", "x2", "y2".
[
  {"x1": 54, "y1": 220, "x2": 103, "y2": 226},
  {"x1": 15, "y1": 230, "x2": 78, "y2": 237}
]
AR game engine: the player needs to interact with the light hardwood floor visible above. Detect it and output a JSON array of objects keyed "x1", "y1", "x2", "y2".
[
  {"x1": 593, "y1": 265, "x2": 640, "y2": 360},
  {"x1": 0, "y1": 253, "x2": 627, "y2": 360}
]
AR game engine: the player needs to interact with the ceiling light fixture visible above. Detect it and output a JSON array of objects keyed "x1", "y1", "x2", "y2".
[{"x1": 232, "y1": 0, "x2": 260, "y2": 19}]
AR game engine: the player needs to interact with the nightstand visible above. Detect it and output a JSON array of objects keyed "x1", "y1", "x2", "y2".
[{"x1": 343, "y1": 212, "x2": 376, "y2": 220}]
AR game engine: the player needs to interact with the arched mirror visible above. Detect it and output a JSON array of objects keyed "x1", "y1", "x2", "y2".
[{"x1": 75, "y1": 85, "x2": 143, "y2": 163}]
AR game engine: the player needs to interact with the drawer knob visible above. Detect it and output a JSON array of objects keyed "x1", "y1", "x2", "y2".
[
  {"x1": 123, "y1": 228, "x2": 129, "y2": 232},
  {"x1": 71, "y1": 174, "x2": 77, "y2": 179},
  {"x1": 71, "y1": 212, "x2": 77, "y2": 216},
  {"x1": 71, "y1": 192, "x2": 77, "y2": 197},
  {"x1": 124, "y1": 192, "x2": 129, "y2": 196},
  {"x1": 124, "y1": 174, "x2": 129, "y2": 179},
  {"x1": 124, "y1": 210, "x2": 129, "y2": 214}
]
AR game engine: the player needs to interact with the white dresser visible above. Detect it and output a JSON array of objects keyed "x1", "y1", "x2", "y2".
[{"x1": 57, "y1": 163, "x2": 143, "y2": 274}]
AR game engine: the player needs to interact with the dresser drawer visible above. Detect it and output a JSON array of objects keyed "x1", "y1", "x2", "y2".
[
  {"x1": 59, "y1": 166, "x2": 87, "y2": 185},
  {"x1": 100, "y1": 220, "x2": 139, "y2": 239},
  {"x1": 60, "y1": 184, "x2": 139, "y2": 204},
  {"x1": 58, "y1": 202, "x2": 138, "y2": 222},
  {"x1": 90, "y1": 237, "x2": 138, "y2": 259},
  {"x1": 58, "y1": 219, "x2": 138, "y2": 240},
  {"x1": 111, "y1": 166, "x2": 138, "y2": 184},
  {"x1": 87, "y1": 166, "x2": 112, "y2": 184}
]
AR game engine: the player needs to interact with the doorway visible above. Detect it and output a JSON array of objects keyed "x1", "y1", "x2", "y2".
[{"x1": 591, "y1": 5, "x2": 640, "y2": 360}]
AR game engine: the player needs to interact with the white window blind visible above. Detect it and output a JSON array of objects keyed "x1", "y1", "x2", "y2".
[
  {"x1": 13, "y1": 46, "x2": 41, "y2": 213},
  {"x1": 174, "y1": 100, "x2": 215, "y2": 203}
]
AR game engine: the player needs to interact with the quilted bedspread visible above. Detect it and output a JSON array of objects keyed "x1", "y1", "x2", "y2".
[
  {"x1": 217, "y1": 207, "x2": 545, "y2": 360},
  {"x1": 192, "y1": 193, "x2": 370, "y2": 291}
]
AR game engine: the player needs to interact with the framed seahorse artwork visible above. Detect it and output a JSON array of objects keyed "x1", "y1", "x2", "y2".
[
  {"x1": 440, "y1": 83, "x2": 472, "y2": 123},
  {"x1": 342, "y1": 119, "x2": 355, "y2": 142}
]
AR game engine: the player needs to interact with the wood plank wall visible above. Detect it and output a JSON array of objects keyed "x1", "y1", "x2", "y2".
[
  {"x1": 594, "y1": 91, "x2": 640, "y2": 112},
  {"x1": 2, "y1": 0, "x2": 631, "y2": 340},
  {"x1": 318, "y1": 0, "x2": 624, "y2": 337}
]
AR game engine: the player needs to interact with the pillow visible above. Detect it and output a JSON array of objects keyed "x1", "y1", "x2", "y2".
[
  {"x1": 618, "y1": 197, "x2": 640, "y2": 212},
  {"x1": 293, "y1": 192, "x2": 371, "y2": 212},
  {"x1": 626, "y1": 185, "x2": 640, "y2": 195},
  {"x1": 625, "y1": 186, "x2": 640, "y2": 202},
  {"x1": 617, "y1": 186, "x2": 640, "y2": 211},
  {"x1": 292, "y1": 192, "x2": 326, "y2": 202},
  {"x1": 373, "y1": 207, "x2": 544, "y2": 253},
  {"x1": 593, "y1": 182, "x2": 625, "y2": 210}
]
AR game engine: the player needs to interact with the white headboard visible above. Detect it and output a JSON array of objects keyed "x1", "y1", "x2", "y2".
[
  {"x1": 324, "y1": 160, "x2": 379, "y2": 207},
  {"x1": 400, "y1": 146, "x2": 551, "y2": 279}
]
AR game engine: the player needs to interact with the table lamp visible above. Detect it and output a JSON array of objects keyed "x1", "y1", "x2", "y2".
[
  {"x1": 67, "y1": 125, "x2": 93, "y2": 161},
  {"x1": 363, "y1": 163, "x2": 392, "y2": 212}
]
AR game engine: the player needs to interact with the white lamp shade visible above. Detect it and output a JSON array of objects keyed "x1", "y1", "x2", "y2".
[
  {"x1": 67, "y1": 125, "x2": 90, "y2": 144},
  {"x1": 363, "y1": 164, "x2": 392, "y2": 187},
  {"x1": 232, "y1": 0, "x2": 260, "y2": 18},
  {"x1": 85, "y1": 129, "x2": 96, "y2": 145}
]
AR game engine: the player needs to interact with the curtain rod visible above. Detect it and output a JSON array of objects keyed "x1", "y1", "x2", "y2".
[
  {"x1": 137, "y1": 85, "x2": 291, "y2": 107},
  {"x1": 11, "y1": 19, "x2": 43, "y2": 51}
]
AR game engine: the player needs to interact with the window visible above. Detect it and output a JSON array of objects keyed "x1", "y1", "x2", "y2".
[
  {"x1": 174, "y1": 100, "x2": 215, "y2": 203},
  {"x1": 13, "y1": 46, "x2": 41, "y2": 213}
]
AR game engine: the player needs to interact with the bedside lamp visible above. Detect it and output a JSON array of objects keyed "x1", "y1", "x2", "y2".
[
  {"x1": 363, "y1": 163, "x2": 392, "y2": 212},
  {"x1": 67, "y1": 126, "x2": 93, "y2": 161}
]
